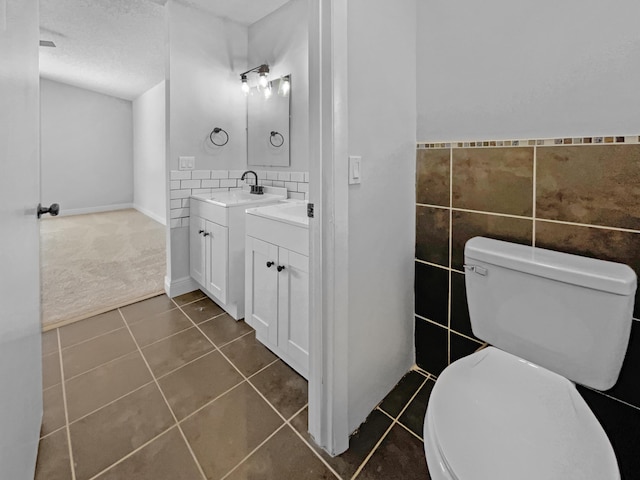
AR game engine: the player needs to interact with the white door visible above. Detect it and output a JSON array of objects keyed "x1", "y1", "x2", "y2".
[
  {"x1": 245, "y1": 237, "x2": 278, "y2": 344},
  {"x1": 189, "y1": 216, "x2": 206, "y2": 286},
  {"x1": 278, "y1": 248, "x2": 310, "y2": 378},
  {"x1": 205, "y1": 221, "x2": 228, "y2": 304},
  {"x1": 0, "y1": 0, "x2": 44, "y2": 478}
]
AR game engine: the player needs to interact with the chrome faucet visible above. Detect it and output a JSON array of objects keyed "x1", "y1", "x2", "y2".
[{"x1": 241, "y1": 170, "x2": 263, "y2": 195}]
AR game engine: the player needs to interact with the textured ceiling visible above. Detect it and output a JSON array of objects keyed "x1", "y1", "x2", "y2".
[{"x1": 39, "y1": 0, "x2": 291, "y2": 101}]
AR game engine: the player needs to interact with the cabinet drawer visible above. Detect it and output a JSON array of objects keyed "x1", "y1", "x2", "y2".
[
  {"x1": 246, "y1": 214, "x2": 309, "y2": 256},
  {"x1": 190, "y1": 197, "x2": 228, "y2": 226}
]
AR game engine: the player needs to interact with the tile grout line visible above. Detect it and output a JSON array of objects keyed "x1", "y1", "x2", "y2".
[
  {"x1": 86, "y1": 426, "x2": 177, "y2": 480},
  {"x1": 532, "y1": 145, "x2": 537, "y2": 246},
  {"x1": 67, "y1": 380, "x2": 156, "y2": 426},
  {"x1": 352, "y1": 376, "x2": 430, "y2": 479},
  {"x1": 56, "y1": 328, "x2": 77, "y2": 480},
  {"x1": 175, "y1": 302, "x2": 344, "y2": 479},
  {"x1": 63, "y1": 349, "x2": 138, "y2": 383},
  {"x1": 414, "y1": 258, "x2": 465, "y2": 275},
  {"x1": 59, "y1": 324, "x2": 128, "y2": 352},
  {"x1": 447, "y1": 145, "x2": 453, "y2": 367},
  {"x1": 415, "y1": 314, "x2": 483, "y2": 345},
  {"x1": 116, "y1": 309, "x2": 208, "y2": 480}
]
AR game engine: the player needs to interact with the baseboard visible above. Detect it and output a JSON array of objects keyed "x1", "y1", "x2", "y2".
[
  {"x1": 165, "y1": 275, "x2": 199, "y2": 298},
  {"x1": 55, "y1": 203, "x2": 133, "y2": 217},
  {"x1": 133, "y1": 204, "x2": 167, "y2": 226}
]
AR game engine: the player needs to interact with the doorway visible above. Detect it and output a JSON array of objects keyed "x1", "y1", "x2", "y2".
[{"x1": 38, "y1": 0, "x2": 167, "y2": 330}]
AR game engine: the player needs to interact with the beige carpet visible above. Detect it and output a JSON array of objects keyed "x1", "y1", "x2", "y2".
[{"x1": 40, "y1": 209, "x2": 166, "y2": 329}]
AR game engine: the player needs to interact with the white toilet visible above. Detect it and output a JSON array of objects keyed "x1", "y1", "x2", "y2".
[{"x1": 423, "y1": 237, "x2": 637, "y2": 480}]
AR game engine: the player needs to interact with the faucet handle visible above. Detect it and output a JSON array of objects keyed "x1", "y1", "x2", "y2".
[{"x1": 250, "y1": 185, "x2": 264, "y2": 195}]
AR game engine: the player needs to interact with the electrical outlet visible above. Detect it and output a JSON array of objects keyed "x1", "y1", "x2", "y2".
[{"x1": 179, "y1": 156, "x2": 195, "y2": 171}]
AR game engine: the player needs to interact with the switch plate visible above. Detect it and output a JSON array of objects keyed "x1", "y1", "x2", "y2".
[
  {"x1": 179, "y1": 156, "x2": 195, "y2": 171},
  {"x1": 349, "y1": 156, "x2": 361, "y2": 185}
]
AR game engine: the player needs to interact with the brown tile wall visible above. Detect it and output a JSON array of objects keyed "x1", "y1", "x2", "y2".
[
  {"x1": 414, "y1": 142, "x2": 640, "y2": 392},
  {"x1": 415, "y1": 141, "x2": 640, "y2": 477}
]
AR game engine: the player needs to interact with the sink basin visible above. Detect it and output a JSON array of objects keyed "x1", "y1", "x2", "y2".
[
  {"x1": 192, "y1": 187, "x2": 286, "y2": 207},
  {"x1": 246, "y1": 201, "x2": 309, "y2": 227}
]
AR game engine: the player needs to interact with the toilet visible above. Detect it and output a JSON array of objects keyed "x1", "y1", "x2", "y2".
[{"x1": 423, "y1": 237, "x2": 637, "y2": 480}]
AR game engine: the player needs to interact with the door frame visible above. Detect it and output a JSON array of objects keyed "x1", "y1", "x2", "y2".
[{"x1": 308, "y1": 0, "x2": 350, "y2": 456}]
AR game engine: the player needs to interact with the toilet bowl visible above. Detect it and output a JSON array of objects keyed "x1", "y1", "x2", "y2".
[{"x1": 423, "y1": 237, "x2": 637, "y2": 480}]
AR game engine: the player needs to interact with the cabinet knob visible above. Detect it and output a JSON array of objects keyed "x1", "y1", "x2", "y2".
[
  {"x1": 203, "y1": 232, "x2": 210, "y2": 237},
  {"x1": 266, "y1": 261, "x2": 274, "y2": 268},
  {"x1": 277, "y1": 265, "x2": 286, "y2": 272},
  {"x1": 198, "y1": 229, "x2": 205, "y2": 235}
]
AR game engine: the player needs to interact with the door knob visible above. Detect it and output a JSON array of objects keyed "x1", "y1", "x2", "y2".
[
  {"x1": 37, "y1": 203, "x2": 60, "y2": 219},
  {"x1": 277, "y1": 265, "x2": 286, "y2": 272},
  {"x1": 266, "y1": 261, "x2": 274, "y2": 268},
  {"x1": 203, "y1": 232, "x2": 210, "y2": 237},
  {"x1": 199, "y1": 229, "x2": 205, "y2": 234}
]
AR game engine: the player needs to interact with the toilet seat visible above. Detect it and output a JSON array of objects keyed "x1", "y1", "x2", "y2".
[{"x1": 425, "y1": 347, "x2": 619, "y2": 480}]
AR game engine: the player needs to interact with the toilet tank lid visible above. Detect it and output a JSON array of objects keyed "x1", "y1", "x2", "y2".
[{"x1": 465, "y1": 237, "x2": 637, "y2": 296}]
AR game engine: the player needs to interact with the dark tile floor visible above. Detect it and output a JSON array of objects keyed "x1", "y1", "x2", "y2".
[{"x1": 37, "y1": 291, "x2": 431, "y2": 480}]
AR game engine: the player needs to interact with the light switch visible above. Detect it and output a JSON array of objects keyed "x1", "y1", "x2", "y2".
[
  {"x1": 349, "y1": 156, "x2": 361, "y2": 185},
  {"x1": 179, "y1": 156, "x2": 195, "y2": 171}
]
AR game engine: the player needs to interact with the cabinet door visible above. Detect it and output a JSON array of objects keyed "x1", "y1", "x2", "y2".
[
  {"x1": 205, "y1": 221, "x2": 229, "y2": 304},
  {"x1": 278, "y1": 248, "x2": 309, "y2": 378},
  {"x1": 245, "y1": 237, "x2": 279, "y2": 345},
  {"x1": 189, "y1": 216, "x2": 206, "y2": 286}
]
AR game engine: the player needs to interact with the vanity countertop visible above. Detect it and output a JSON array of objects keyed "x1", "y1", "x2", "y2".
[{"x1": 245, "y1": 201, "x2": 309, "y2": 228}]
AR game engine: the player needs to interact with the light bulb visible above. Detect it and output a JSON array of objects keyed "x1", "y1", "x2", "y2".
[
  {"x1": 241, "y1": 75, "x2": 250, "y2": 96},
  {"x1": 264, "y1": 82, "x2": 273, "y2": 99},
  {"x1": 278, "y1": 76, "x2": 290, "y2": 97},
  {"x1": 258, "y1": 73, "x2": 269, "y2": 91}
]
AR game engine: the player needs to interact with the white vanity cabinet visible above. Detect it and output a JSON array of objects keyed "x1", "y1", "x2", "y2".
[
  {"x1": 245, "y1": 203, "x2": 309, "y2": 378},
  {"x1": 189, "y1": 188, "x2": 286, "y2": 320}
]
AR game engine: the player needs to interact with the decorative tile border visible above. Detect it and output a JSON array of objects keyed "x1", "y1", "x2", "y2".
[
  {"x1": 168, "y1": 169, "x2": 309, "y2": 228},
  {"x1": 417, "y1": 135, "x2": 640, "y2": 149}
]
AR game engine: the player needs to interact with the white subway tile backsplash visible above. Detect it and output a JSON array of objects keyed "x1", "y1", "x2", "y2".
[
  {"x1": 168, "y1": 169, "x2": 309, "y2": 228},
  {"x1": 211, "y1": 170, "x2": 229, "y2": 179},
  {"x1": 171, "y1": 171, "x2": 191, "y2": 180},
  {"x1": 170, "y1": 208, "x2": 189, "y2": 219},
  {"x1": 220, "y1": 179, "x2": 237, "y2": 188},
  {"x1": 192, "y1": 170, "x2": 211, "y2": 180},
  {"x1": 170, "y1": 189, "x2": 191, "y2": 199},
  {"x1": 202, "y1": 179, "x2": 220, "y2": 188},
  {"x1": 181, "y1": 179, "x2": 201, "y2": 189}
]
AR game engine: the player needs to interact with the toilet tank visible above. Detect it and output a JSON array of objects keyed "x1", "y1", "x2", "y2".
[{"x1": 464, "y1": 237, "x2": 637, "y2": 391}]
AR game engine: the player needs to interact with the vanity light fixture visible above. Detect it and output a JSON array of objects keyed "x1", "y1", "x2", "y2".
[
  {"x1": 240, "y1": 64, "x2": 270, "y2": 97},
  {"x1": 264, "y1": 81, "x2": 273, "y2": 99}
]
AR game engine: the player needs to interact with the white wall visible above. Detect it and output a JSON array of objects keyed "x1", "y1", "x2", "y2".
[
  {"x1": 166, "y1": 0, "x2": 248, "y2": 287},
  {"x1": 40, "y1": 78, "x2": 133, "y2": 214},
  {"x1": 417, "y1": 0, "x2": 640, "y2": 141},
  {"x1": 248, "y1": 0, "x2": 309, "y2": 171},
  {"x1": 168, "y1": 1, "x2": 247, "y2": 172},
  {"x1": 346, "y1": 0, "x2": 417, "y2": 433},
  {"x1": 133, "y1": 81, "x2": 166, "y2": 224}
]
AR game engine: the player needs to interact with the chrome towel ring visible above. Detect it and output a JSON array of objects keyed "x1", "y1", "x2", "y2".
[
  {"x1": 210, "y1": 127, "x2": 229, "y2": 146},
  {"x1": 270, "y1": 131, "x2": 285, "y2": 148}
]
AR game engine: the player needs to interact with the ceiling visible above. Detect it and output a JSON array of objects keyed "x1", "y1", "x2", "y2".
[{"x1": 39, "y1": 0, "x2": 291, "y2": 101}]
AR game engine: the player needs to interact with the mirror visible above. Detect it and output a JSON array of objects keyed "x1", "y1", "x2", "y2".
[{"x1": 247, "y1": 76, "x2": 291, "y2": 167}]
